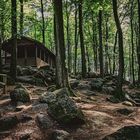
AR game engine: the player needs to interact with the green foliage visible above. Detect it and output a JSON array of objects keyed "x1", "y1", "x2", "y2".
[{"x1": 0, "y1": 0, "x2": 139, "y2": 81}]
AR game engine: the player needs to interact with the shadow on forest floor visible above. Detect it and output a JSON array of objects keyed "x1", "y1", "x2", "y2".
[{"x1": 0, "y1": 77, "x2": 140, "y2": 140}]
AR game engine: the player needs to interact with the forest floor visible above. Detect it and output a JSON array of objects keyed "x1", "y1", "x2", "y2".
[{"x1": 0, "y1": 79, "x2": 140, "y2": 140}]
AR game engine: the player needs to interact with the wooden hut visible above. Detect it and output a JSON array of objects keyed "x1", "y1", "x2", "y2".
[{"x1": 2, "y1": 36, "x2": 55, "y2": 68}]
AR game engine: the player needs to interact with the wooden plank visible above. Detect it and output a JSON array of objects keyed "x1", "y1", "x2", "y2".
[
  {"x1": 0, "y1": 74, "x2": 7, "y2": 94},
  {"x1": 0, "y1": 82, "x2": 5, "y2": 86}
]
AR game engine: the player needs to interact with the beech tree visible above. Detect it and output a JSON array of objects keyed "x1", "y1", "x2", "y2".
[
  {"x1": 19, "y1": 0, "x2": 24, "y2": 36},
  {"x1": 74, "y1": 1, "x2": 78, "y2": 75},
  {"x1": 112, "y1": 0, "x2": 124, "y2": 99},
  {"x1": 40, "y1": 0, "x2": 45, "y2": 44},
  {"x1": 53, "y1": 0, "x2": 68, "y2": 88},
  {"x1": 10, "y1": 0, "x2": 17, "y2": 82},
  {"x1": 0, "y1": 0, "x2": 140, "y2": 87},
  {"x1": 98, "y1": 9, "x2": 104, "y2": 77},
  {"x1": 79, "y1": 0, "x2": 87, "y2": 77},
  {"x1": 137, "y1": 0, "x2": 140, "y2": 82}
]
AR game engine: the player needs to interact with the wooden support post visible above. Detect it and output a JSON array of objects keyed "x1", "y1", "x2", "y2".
[
  {"x1": 5, "y1": 51, "x2": 7, "y2": 64},
  {"x1": 25, "y1": 47, "x2": 27, "y2": 65},
  {"x1": 44, "y1": 51, "x2": 45, "y2": 61},
  {"x1": 48, "y1": 56, "x2": 50, "y2": 65},
  {"x1": 0, "y1": 74, "x2": 7, "y2": 94},
  {"x1": 35, "y1": 46, "x2": 38, "y2": 65},
  {"x1": 40, "y1": 49, "x2": 41, "y2": 59}
]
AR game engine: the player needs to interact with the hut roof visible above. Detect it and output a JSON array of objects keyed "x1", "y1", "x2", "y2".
[{"x1": 2, "y1": 36, "x2": 55, "y2": 58}]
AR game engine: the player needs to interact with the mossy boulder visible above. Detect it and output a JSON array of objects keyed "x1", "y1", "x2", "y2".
[
  {"x1": 35, "y1": 113, "x2": 53, "y2": 130},
  {"x1": 90, "y1": 78, "x2": 104, "y2": 91},
  {"x1": 40, "y1": 88, "x2": 85, "y2": 125},
  {"x1": 10, "y1": 85, "x2": 30, "y2": 103},
  {"x1": 103, "y1": 125, "x2": 140, "y2": 140},
  {"x1": 70, "y1": 79, "x2": 79, "y2": 89},
  {"x1": 50, "y1": 130, "x2": 70, "y2": 140}
]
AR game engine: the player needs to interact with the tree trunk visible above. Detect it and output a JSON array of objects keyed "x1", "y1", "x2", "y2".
[
  {"x1": 112, "y1": 0, "x2": 125, "y2": 99},
  {"x1": 130, "y1": 0, "x2": 135, "y2": 84},
  {"x1": 10, "y1": 0, "x2": 17, "y2": 82},
  {"x1": 94, "y1": 34, "x2": 98, "y2": 72},
  {"x1": 137, "y1": 0, "x2": 140, "y2": 82},
  {"x1": 98, "y1": 10, "x2": 104, "y2": 77},
  {"x1": 53, "y1": 0, "x2": 68, "y2": 88},
  {"x1": 86, "y1": 45, "x2": 90, "y2": 73},
  {"x1": 129, "y1": 42, "x2": 132, "y2": 81},
  {"x1": 92, "y1": 15, "x2": 98, "y2": 72},
  {"x1": 66, "y1": 0, "x2": 71, "y2": 74},
  {"x1": 113, "y1": 31, "x2": 118, "y2": 74},
  {"x1": 41, "y1": 0, "x2": 45, "y2": 44},
  {"x1": 0, "y1": 0, "x2": 5, "y2": 73},
  {"x1": 74, "y1": 3, "x2": 78, "y2": 75},
  {"x1": 79, "y1": 0, "x2": 87, "y2": 77},
  {"x1": 19, "y1": 0, "x2": 24, "y2": 36},
  {"x1": 0, "y1": 37, "x2": 1, "y2": 72},
  {"x1": 105, "y1": 17, "x2": 109, "y2": 74}
]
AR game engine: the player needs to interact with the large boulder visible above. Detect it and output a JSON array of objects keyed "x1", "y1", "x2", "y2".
[
  {"x1": 35, "y1": 113, "x2": 53, "y2": 130},
  {"x1": 87, "y1": 72, "x2": 99, "y2": 78},
  {"x1": 17, "y1": 66, "x2": 37, "y2": 76},
  {"x1": 10, "y1": 85, "x2": 30, "y2": 103},
  {"x1": 77, "y1": 82, "x2": 91, "y2": 90},
  {"x1": 90, "y1": 78, "x2": 104, "y2": 91},
  {"x1": 103, "y1": 125, "x2": 140, "y2": 140},
  {"x1": 39, "y1": 92, "x2": 54, "y2": 103},
  {"x1": 17, "y1": 65, "x2": 55, "y2": 86},
  {"x1": 102, "y1": 85, "x2": 116, "y2": 95},
  {"x1": 37, "y1": 65, "x2": 55, "y2": 84},
  {"x1": 32, "y1": 103, "x2": 48, "y2": 112},
  {"x1": 50, "y1": 130, "x2": 70, "y2": 140},
  {"x1": 40, "y1": 88, "x2": 85, "y2": 125},
  {"x1": 0, "y1": 116, "x2": 18, "y2": 131},
  {"x1": 69, "y1": 79, "x2": 79, "y2": 89},
  {"x1": 17, "y1": 76, "x2": 45, "y2": 86}
]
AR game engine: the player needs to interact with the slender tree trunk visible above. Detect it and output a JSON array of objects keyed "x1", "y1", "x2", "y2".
[
  {"x1": 94, "y1": 35, "x2": 98, "y2": 72},
  {"x1": 0, "y1": 36, "x2": 2, "y2": 73},
  {"x1": 86, "y1": 45, "x2": 90, "y2": 73},
  {"x1": 19, "y1": 0, "x2": 24, "y2": 36},
  {"x1": 0, "y1": 1, "x2": 4, "y2": 73},
  {"x1": 98, "y1": 10, "x2": 104, "y2": 77},
  {"x1": 41, "y1": 0, "x2": 45, "y2": 44},
  {"x1": 130, "y1": 0, "x2": 135, "y2": 84},
  {"x1": 79, "y1": 0, "x2": 87, "y2": 77},
  {"x1": 134, "y1": 22, "x2": 139, "y2": 81},
  {"x1": 34, "y1": 12, "x2": 37, "y2": 40},
  {"x1": 129, "y1": 42, "x2": 132, "y2": 81},
  {"x1": 113, "y1": 31, "x2": 118, "y2": 74},
  {"x1": 105, "y1": 17, "x2": 109, "y2": 74},
  {"x1": 66, "y1": 0, "x2": 71, "y2": 74},
  {"x1": 54, "y1": 14, "x2": 59, "y2": 87},
  {"x1": 53, "y1": 0, "x2": 68, "y2": 88},
  {"x1": 92, "y1": 15, "x2": 98, "y2": 72},
  {"x1": 112, "y1": 0, "x2": 124, "y2": 99},
  {"x1": 34, "y1": 23, "x2": 37, "y2": 40},
  {"x1": 137, "y1": 0, "x2": 140, "y2": 82},
  {"x1": 74, "y1": 3, "x2": 78, "y2": 75},
  {"x1": 10, "y1": 0, "x2": 17, "y2": 82}
]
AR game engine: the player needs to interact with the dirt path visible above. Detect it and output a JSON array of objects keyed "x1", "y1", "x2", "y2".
[{"x1": 0, "y1": 83, "x2": 140, "y2": 140}]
